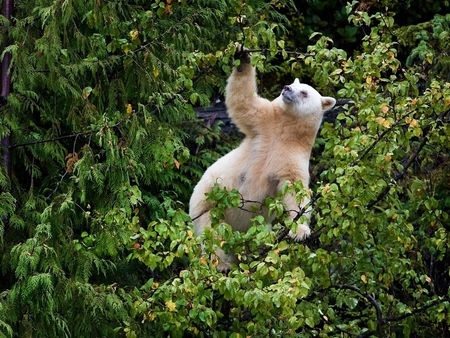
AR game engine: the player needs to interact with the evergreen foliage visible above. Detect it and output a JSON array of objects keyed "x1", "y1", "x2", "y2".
[{"x1": 0, "y1": 0, "x2": 449, "y2": 337}]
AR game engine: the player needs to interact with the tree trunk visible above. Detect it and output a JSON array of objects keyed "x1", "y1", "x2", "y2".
[{"x1": 1, "y1": 0, "x2": 12, "y2": 176}]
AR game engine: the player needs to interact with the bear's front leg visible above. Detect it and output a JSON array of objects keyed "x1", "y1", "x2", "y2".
[
  {"x1": 283, "y1": 192, "x2": 312, "y2": 241},
  {"x1": 225, "y1": 45, "x2": 262, "y2": 138},
  {"x1": 235, "y1": 45, "x2": 252, "y2": 72},
  {"x1": 288, "y1": 223, "x2": 311, "y2": 241}
]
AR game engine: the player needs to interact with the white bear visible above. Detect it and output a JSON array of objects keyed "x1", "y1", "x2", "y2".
[{"x1": 189, "y1": 47, "x2": 336, "y2": 271}]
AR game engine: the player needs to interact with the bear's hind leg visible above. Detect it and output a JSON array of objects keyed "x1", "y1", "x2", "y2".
[{"x1": 192, "y1": 210, "x2": 239, "y2": 272}]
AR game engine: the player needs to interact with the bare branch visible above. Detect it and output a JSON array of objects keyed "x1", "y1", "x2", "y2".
[{"x1": 8, "y1": 131, "x2": 92, "y2": 149}]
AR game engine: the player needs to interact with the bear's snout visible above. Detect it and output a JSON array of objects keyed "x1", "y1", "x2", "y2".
[{"x1": 282, "y1": 86, "x2": 295, "y2": 103}]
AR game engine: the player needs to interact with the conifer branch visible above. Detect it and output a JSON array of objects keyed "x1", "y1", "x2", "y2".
[{"x1": 9, "y1": 59, "x2": 210, "y2": 150}]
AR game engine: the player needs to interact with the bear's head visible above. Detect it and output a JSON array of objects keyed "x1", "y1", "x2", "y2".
[{"x1": 280, "y1": 78, "x2": 336, "y2": 116}]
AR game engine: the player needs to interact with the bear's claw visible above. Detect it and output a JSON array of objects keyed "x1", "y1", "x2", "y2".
[
  {"x1": 235, "y1": 45, "x2": 252, "y2": 64},
  {"x1": 288, "y1": 224, "x2": 311, "y2": 242}
]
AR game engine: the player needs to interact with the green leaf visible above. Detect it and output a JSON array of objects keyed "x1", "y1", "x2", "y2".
[
  {"x1": 305, "y1": 317, "x2": 315, "y2": 328},
  {"x1": 344, "y1": 297, "x2": 358, "y2": 310},
  {"x1": 189, "y1": 92, "x2": 199, "y2": 105}
]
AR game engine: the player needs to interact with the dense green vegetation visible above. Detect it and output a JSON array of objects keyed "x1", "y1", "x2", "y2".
[{"x1": 0, "y1": 0, "x2": 449, "y2": 337}]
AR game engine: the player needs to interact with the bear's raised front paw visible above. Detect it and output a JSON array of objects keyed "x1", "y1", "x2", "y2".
[
  {"x1": 235, "y1": 45, "x2": 252, "y2": 67},
  {"x1": 288, "y1": 223, "x2": 311, "y2": 242}
]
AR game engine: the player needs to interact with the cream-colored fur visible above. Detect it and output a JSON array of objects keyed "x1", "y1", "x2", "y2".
[{"x1": 189, "y1": 50, "x2": 336, "y2": 271}]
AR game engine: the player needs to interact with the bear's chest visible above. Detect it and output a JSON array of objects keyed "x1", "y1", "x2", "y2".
[
  {"x1": 236, "y1": 150, "x2": 281, "y2": 200},
  {"x1": 236, "y1": 169, "x2": 279, "y2": 202}
]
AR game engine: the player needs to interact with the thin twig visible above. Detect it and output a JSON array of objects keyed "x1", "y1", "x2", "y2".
[
  {"x1": 246, "y1": 48, "x2": 312, "y2": 58},
  {"x1": 7, "y1": 131, "x2": 92, "y2": 149},
  {"x1": 47, "y1": 170, "x2": 69, "y2": 199},
  {"x1": 350, "y1": 110, "x2": 416, "y2": 167}
]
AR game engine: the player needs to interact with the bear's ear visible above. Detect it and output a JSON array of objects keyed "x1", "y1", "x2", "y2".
[{"x1": 322, "y1": 97, "x2": 336, "y2": 111}]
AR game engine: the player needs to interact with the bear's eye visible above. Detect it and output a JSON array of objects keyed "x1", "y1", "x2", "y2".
[{"x1": 300, "y1": 90, "x2": 308, "y2": 98}]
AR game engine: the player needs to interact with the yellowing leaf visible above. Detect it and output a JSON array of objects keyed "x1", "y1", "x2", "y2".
[
  {"x1": 381, "y1": 105, "x2": 389, "y2": 114},
  {"x1": 376, "y1": 116, "x2": 391, "y2": 128},
  {"x1": 166, "y1": 300, "x2": 176, "y2": 312},
  {"x1": 129, "y1": 29, "x2": 139, "y2": 40},
  {"x1": 366, "y1": 76, "x2": 372, "y2": 85},
  {"x1": 361, "y1": 274, "x2": 367, "y2": 284},
  {"x1": 126, "y1": 103, "x2": 132, "y2": 114},
  {"x1": 174, "y1": 158, "x2": 180, "y2": 169},
  {"x1": 409, "y1": 119, "x2": 418, "y2": 128},
  {"x1": 153, "y1": 68, "x2": 159, "y2": 78}
]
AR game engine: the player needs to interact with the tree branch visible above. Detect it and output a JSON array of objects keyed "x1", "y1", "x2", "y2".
[
  {"x1": 382, "y1": 297, "x2": 443, "y2": 323},
  {"x1": 331, "y1": 283, "x2": 446, "y2": 337},
  {"x1": 1, "y1": 0, "x2": 13, "y2": 176},
  {"x1": 7, "y1": 131, "x2": 92, "y2": 149},
  {"x1": 246, "y1": 48, "x2": 313, "y2": 58},
  {"x1": 350, "y1": 110, "x2": 416, "y2": 167},
  {"x1": 366, "y1": 125, "x2": 430, "y2": 209},
  {"x1": 331, "y1": 284, "x2": 383, "y2": 325}
]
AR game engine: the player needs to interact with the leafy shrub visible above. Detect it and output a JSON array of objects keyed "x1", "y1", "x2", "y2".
[{"x1": 0, "y1": 1, "x2": 449, "y2": 337}]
